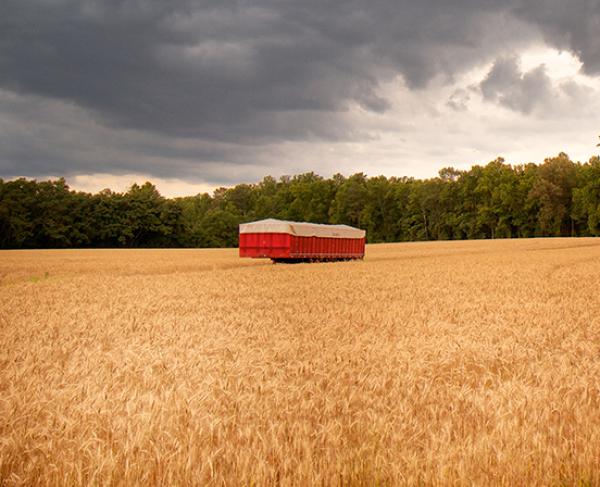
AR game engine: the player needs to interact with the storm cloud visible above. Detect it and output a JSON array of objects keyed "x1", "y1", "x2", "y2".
[
  {"x1": 480, "y1": 56, "x2": 554, "y2": 113},
  {"x1": 1, "y1": 0, "x2": 599, "y2": 186},
  {"x1": 479, "y1": 54, "x2": 599, "y2": 116}
]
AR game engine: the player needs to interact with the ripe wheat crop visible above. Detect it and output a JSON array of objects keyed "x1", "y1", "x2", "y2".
[{"x1": 1, "y1": 239, "x2": 600, "y2": 486}]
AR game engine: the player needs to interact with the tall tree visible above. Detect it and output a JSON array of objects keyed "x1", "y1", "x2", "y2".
[
  {"x1": 528, "y1": 153, "x2": 577, "y2": 236},
  {"x1": 572, "y1": 156, "x2": 600, "y2": 235},
  {"x1": 329, "y1": 173, "x2": 368, "y2": 227},
  {"x1": 0, "y1": 179, "x2": 37, "y2": 248}
]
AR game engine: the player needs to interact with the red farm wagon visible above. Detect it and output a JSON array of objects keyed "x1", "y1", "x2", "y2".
[{"x1": 239, "y1": 219, "x2": 366, "y2": 263}]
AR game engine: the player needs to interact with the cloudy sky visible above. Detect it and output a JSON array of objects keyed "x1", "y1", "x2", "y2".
[{"x1": 1, "y1": 0, "x2": 600, "y2": 196}]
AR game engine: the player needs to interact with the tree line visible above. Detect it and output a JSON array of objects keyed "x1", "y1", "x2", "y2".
[{"x1": 2, "y1": 152, "x2": 600, "y2": 249}]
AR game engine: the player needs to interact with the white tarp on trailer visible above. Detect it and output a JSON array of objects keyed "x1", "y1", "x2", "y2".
[{"x1": 239, "y1": 219, "x2": 365, "y2": 239}]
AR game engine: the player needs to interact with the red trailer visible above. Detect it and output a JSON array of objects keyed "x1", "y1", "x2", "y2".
[{"x1": 239, "y1": 219, "x2": 366, "y2": 263}]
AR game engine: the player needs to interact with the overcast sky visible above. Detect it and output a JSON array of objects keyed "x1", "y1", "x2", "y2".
[{"x1": 1, "y1": 0, "x2": 600, "y2": 196}]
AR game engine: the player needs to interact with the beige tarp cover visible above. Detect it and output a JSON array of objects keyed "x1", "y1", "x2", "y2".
[{"x1": 239, "y1": 219, "x2": 365, "y2": 238}]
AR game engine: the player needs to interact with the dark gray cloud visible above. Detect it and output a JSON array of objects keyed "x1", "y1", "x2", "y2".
[
  {"x1": 0, "y1": 87, "x2": 371, "y2": 180},
  {"x1": 1, "y1": 0, "x2": 600, "y2": 182},
  {"x1": 0, "y1": 0, "x2": 527, "y2": 138},
  {"x1": 0, "y1": 89, "x2": 256, "y2": 182},
  {"x1": 479, "y1": 56, "x2": 553, "y2": 113},
  {"x1": 511, "y1": 0, "x2": 600, "y2": 75},
  {"x1": 479, "y1": 55, "x2": 598, "y2": 115}
]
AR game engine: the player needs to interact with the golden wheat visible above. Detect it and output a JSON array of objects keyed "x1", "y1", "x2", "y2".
[{"x1": 1, "y1": 239, "x2": 600, "y2": 486}]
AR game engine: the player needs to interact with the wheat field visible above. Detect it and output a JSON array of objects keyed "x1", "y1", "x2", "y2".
[{"x1": 1, "y1": 239, "x2": 600, "y2": 486}]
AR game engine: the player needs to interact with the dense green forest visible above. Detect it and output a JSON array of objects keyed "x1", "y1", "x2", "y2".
[{"x1": 2, "y1": 152, "x2": 600, "y2": 249}]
